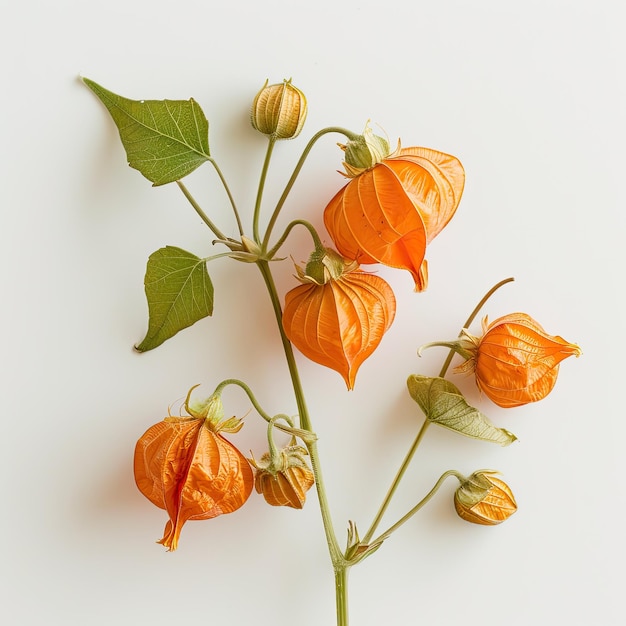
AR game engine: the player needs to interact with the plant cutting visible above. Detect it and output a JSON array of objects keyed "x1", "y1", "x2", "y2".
[{"x1": 83, "y1": 76, "x2": 581, "y2": 625}]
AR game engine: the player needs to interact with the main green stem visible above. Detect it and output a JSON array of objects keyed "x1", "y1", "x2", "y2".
[
  {"x1": 177, "y1": 140, "x2": 354, "y2": 623},
  {"x1": 250, "y1": 129, "x2": 361, "y2": 626},
  {"x1": 335, "y1": 568, "x2": 349, "y2": 626},
  {"x1": 256, "y1": 259, "x2": 349, "y2": 626}
]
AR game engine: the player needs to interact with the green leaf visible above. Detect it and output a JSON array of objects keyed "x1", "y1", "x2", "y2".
[
  {"x1": 83, "y1": 78, "x2": 210, "y2": 186},
  {"x1": 406, "y1": 375, "x2": 517, "y2": 446},
  {"x1": 135, "y1": 246, "x2": 214, "y2": 352}
]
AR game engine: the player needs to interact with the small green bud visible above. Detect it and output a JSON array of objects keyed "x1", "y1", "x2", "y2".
[
  {"x1": 298, "y1": 247, "x2": 358, "y2": 285},
  {"x1": 341, "y1": 123, "x2": 392, "y2": 176},
  {"x1": 251, "y1": 79, "x2": 308, "y2": 140}
]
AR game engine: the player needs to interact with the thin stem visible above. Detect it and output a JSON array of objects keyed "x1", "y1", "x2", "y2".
[
  {"x1": 438, "y1": 276, "x2": 515, "y2": 378},
  {"x1": 370, "y1": 471, "x2": 465, "y2": 545},
  {"x1": 362, "y1": 419, "x2": 430, "y2": 544},
  {"x1": 213, "y1": 378, "x2": 273, "y2": 421},
  {"x1": 176, "y1": 180, "x2": 227, "y2": 240},
  {"x1": 265, "y1": 416, "x2": 282, "y2": 460},
  {"x1": 266, "y1": 219, "x2": 324, "y2": 259},
  {"x1": 253, "y1": 137, "x2": 277, "y2": 243},
  {"x1": 261, "y1": 127, "x2": 359, "y2": 250},
  {"x1": 361, "y1": 277, "x2": 515, "y2": 543},
  {"x1": 208, "y1": 158, "x2": 244, "y2": 236},
  {"x1": 203, "y1": 251, "x2": 243, "y2": 263},
  {"x1": 211, "y1": 377, "x2": 312, "y2": 441}
]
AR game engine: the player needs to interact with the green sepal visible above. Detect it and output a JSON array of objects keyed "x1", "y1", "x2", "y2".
[
  {"x1": 83, "y1": 78, "x2": 210, "y2": 186},
  {"x1": 406, "y1": 375, "x2": 517, "y2": 446},
  {"x1": 135, "y1": 246, "x2": 214, "y2": 352},
  {"x1": 344, "y1": 521, "x2": 383, "y2": 565},
  {"x1": 343, "y1": 125, "x2": 390, "y2": 171}
]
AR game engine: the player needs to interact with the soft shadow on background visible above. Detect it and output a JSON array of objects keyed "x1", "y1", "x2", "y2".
[{"x1": 2, "y1": 1, "x2": 624, "y2": 624}]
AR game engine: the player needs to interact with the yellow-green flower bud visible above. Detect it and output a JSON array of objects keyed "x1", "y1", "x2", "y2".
[
  {"x1": 251, "y1": 79, "x2": 308, "y2": 140},
  {"x1": 454, "y1": 470, "x2": 517, "y2": 525}
]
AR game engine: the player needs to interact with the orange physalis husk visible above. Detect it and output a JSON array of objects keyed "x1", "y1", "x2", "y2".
[
  {"x1": 133, "y1": 389, "x2": 253, "y2": 551},
  {"x1": 456, "y1": 313, "x2": 582, "y2": 408},
  {"x1": 249, "y1": 444, "x2": 315, "y2": 509},
  {"x1": 282, "y1": 248, "x2": 396, "y2": 389},
  {"x1": 323, "y1": 127, "x2": 464, "y2": 291},
  {"x1": 454, "y1": 470, "x2": 517, "y2": 525}
]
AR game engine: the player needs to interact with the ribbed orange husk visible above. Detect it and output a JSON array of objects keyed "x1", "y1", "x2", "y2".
[
  {"x1": 134, "y1": 417, "x2": 253, "y2": 551},
  {"x1": 454, "y1": 475, "x2": 517, "y2": 525},
  {"x1": 282, "y1": 270, "x2": 396, "y2": 389},
  {"x1": 474, "y1": 313, "x2": 582, "y2": 408},
  {"x1": 254, "y1": 466, "x2": 315, "y2": 509},
  {"x1": 323, "y1": 147, "x2": 464, "y2": 290}
]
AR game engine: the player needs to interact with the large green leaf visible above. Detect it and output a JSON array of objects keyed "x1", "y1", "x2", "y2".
[
  {"x1": 136, "y1": 246, "x2": 214, "y2": 352},
  {"x1": 406, "y1": 375, "x2": 517, "y2": 446},
  {"x1": 83, "y1": 78, "x2": 210, "y2": 185}
]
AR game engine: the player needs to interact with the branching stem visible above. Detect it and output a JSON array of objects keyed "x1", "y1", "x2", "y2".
[
  {"x1": 178, "y1": 118, "x2": 513, "y2": 626},
  {"x1": 361, "y1": 277, "x2": 515, "y2": 545},
  {"x1": 370, "y1": 470, "x2": 465, "y2": 545},
  {"x1": 261, "y1": 127, "x2": 359, "y2": 250}
]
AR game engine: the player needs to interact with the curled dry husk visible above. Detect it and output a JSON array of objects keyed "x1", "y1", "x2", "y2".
[
  {"x1": 324, "y1": 130, "x2": 464, "y2": 291},
  {"x1": 458, "y1": 313, "x2": 582, "y2": 408},
  {"x1": 282, "y1": 249, "x2": 396, "y2": 389},
  {"x1": 250, "y1": 444, "x2": 315, "y2": 509},
  {"x1": 134, "y1": 393, "x2": 253, "y2": 551},
  {"x1": 454, "y1": 471, "x2": 517, "y2": 525}
]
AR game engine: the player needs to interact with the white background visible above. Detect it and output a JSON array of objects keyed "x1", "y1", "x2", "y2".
[{"x1": 2, "y1": 1, "x2": 624, "y2": 624}]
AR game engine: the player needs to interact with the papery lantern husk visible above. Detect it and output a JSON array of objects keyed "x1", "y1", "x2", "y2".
[
  {"x1": 454, "y1": 471, "x2": 517, "y2": 525},
  {"x1": 324, "y1": 168, "x2": 428, "y2": 285},
  {"x1": 323, "y1": 146, "x2": 464, "y2": 291},
  {"x1": 468, "y1": 313, "x2": 582, "y2": 408},
  {"x1": 282, "y1": 267, "x2": 396, "y2": 389},
  {"x1": 388, "y1": 147, "x2": 465, "y2": 241},
  {"x1": 250, "y1": 439, "x2": 315, "y2": 509},
  {"x1": 253, "y1": 460, "x2": 315, "y2": 509},
  {"x1": 134, "y1": 415, "x2": 253, "y2": 551}
]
